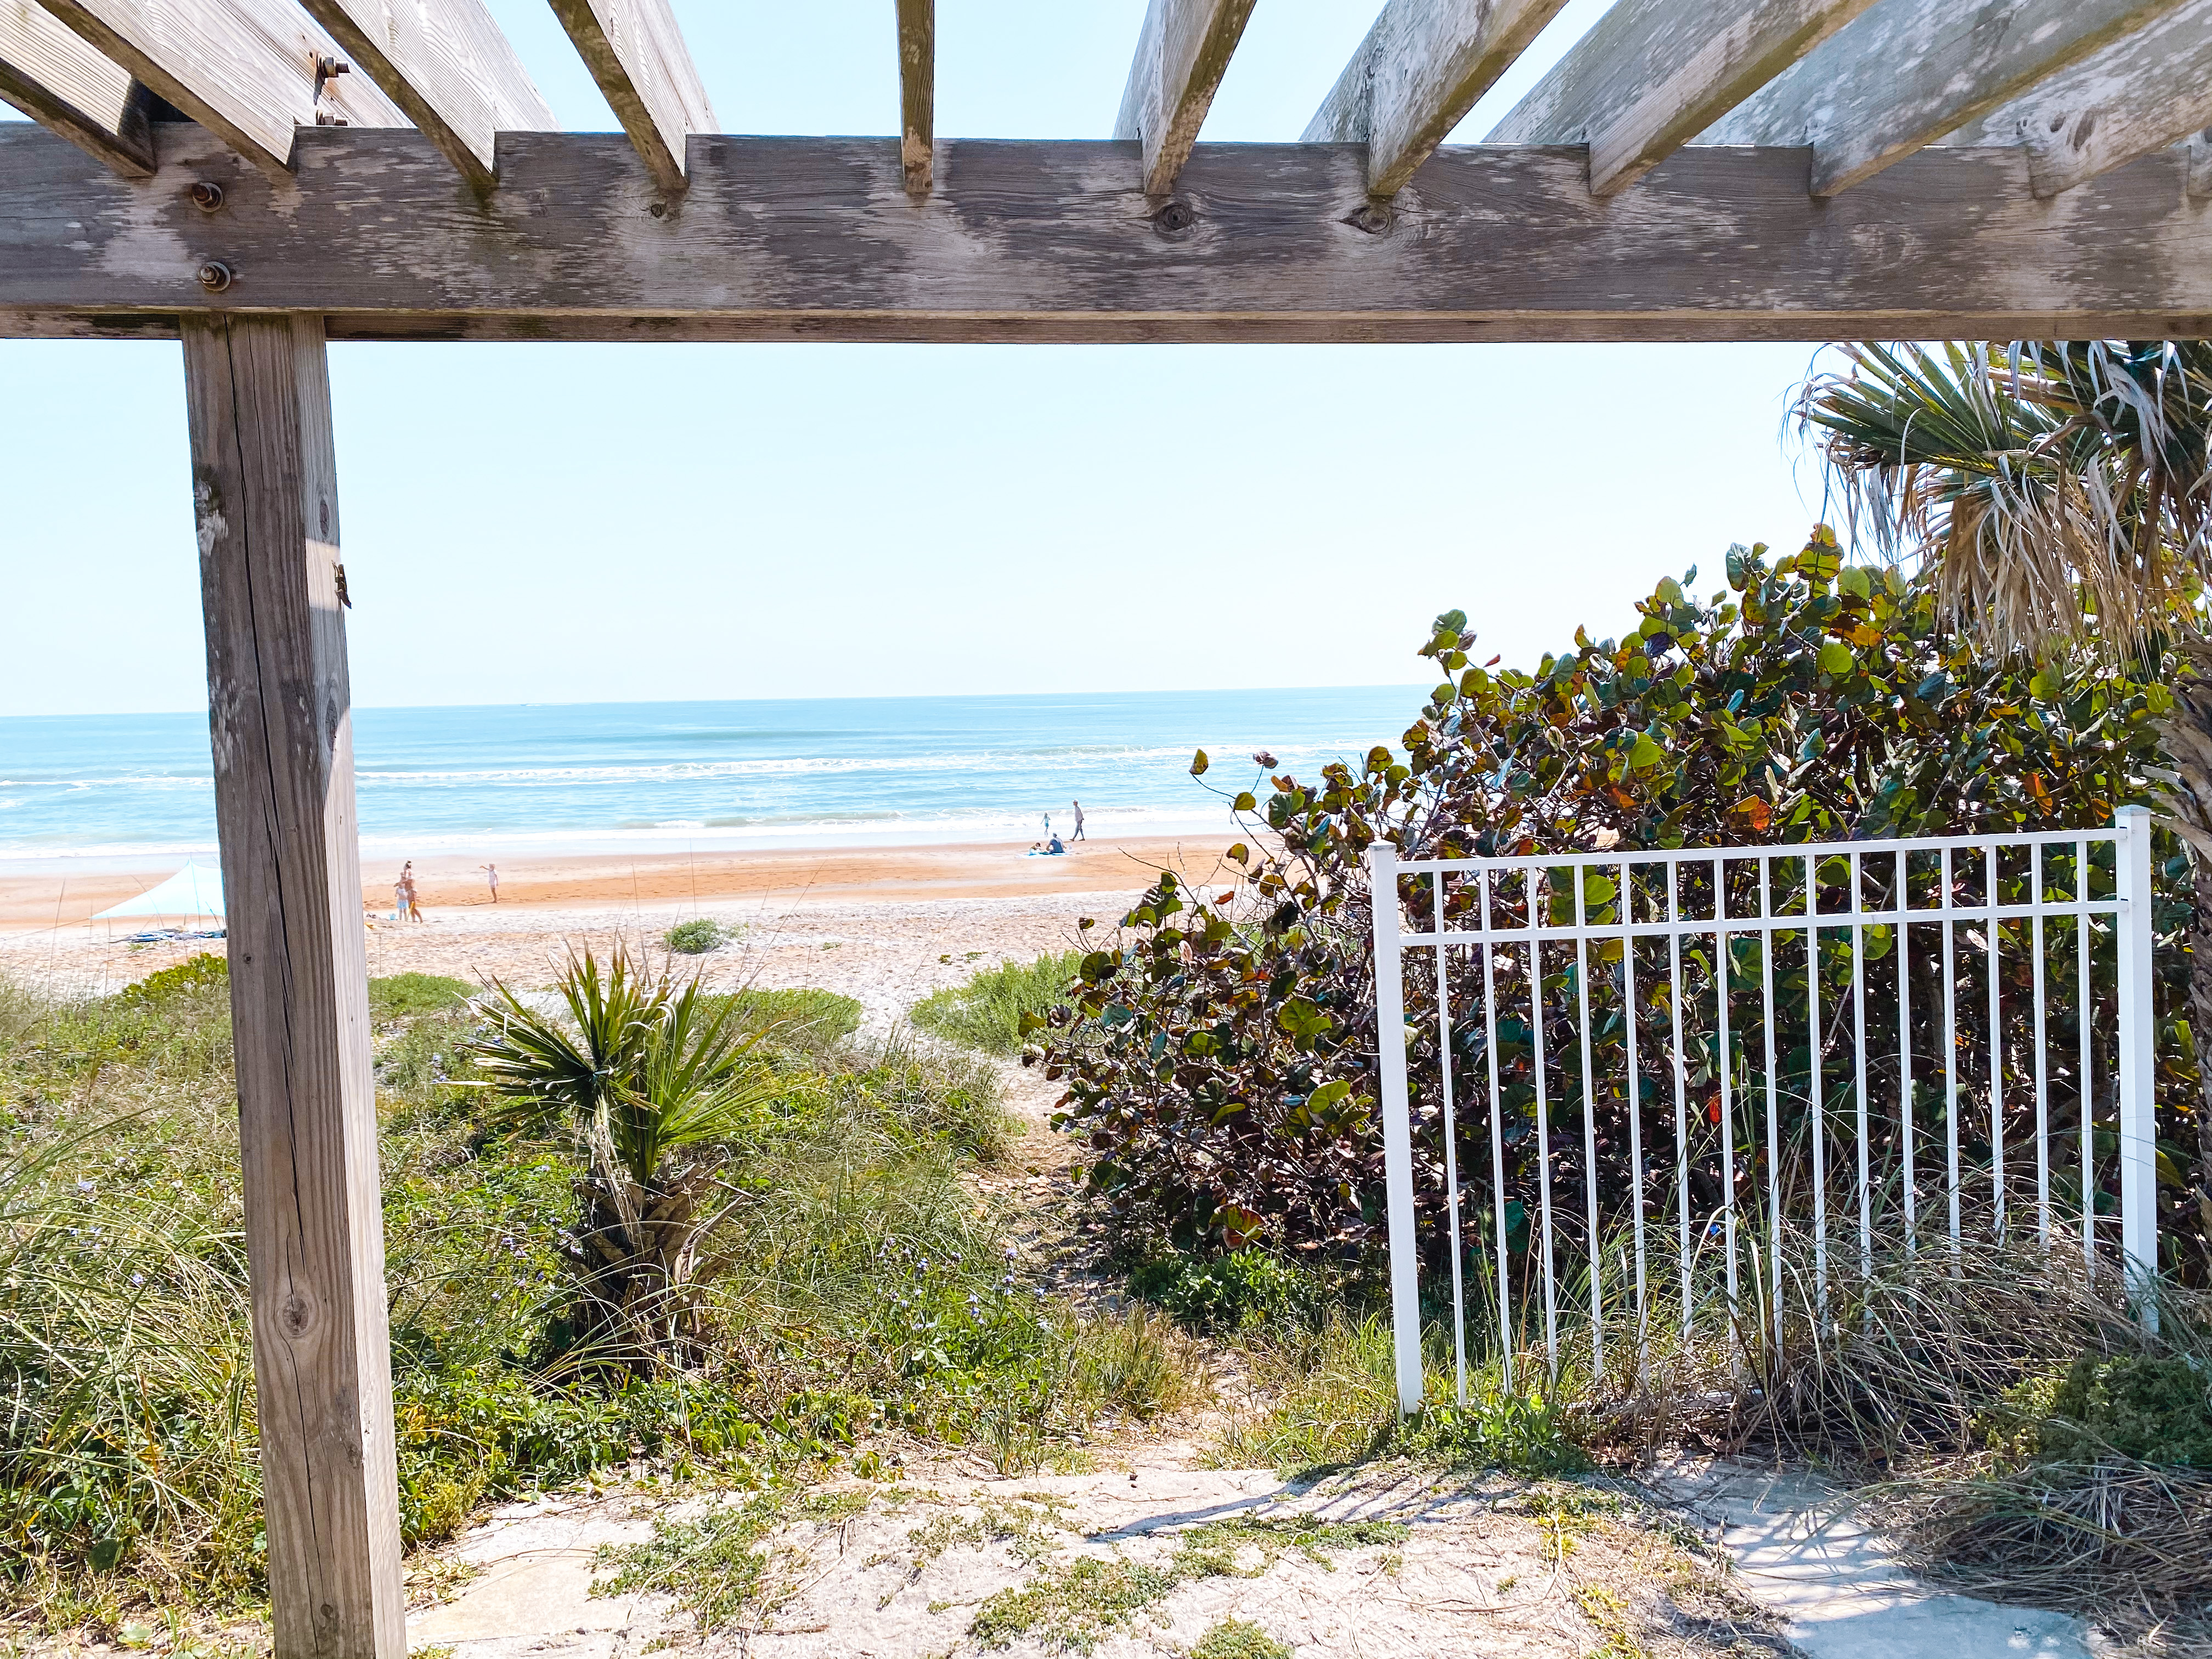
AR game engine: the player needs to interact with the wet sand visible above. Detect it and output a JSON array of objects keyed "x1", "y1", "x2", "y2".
[{"x1": 0, "y1": 835, "x2": 1245, "y2": 1020}]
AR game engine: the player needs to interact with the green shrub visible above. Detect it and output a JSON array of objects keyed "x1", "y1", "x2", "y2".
[
  {"x1": 1044, "y1": 531, "x2": 2193, "y2": 1269},
  {"x1": 663, "y1": 918, "x2": 731, "y2": 955},
  {"x1": 368, "y1": 972, "x2": 475, "y2": 1022},
  {"x1": 112, "y1": 952, "x2": 228, "y2": 1007},
  {"x1": 1128, "y1": 1249, "x2": 1319, "y2": 1335},
  {"x1": 2044, "y1": 1354, "x2": 2212, "y2": 1466},
  {"x1": 1192, "y1": 1620, "x2": 1293, "y2": 1659},
  {"x1": 911, "y1": 951, "x2": 1081, "y2": 1056}
]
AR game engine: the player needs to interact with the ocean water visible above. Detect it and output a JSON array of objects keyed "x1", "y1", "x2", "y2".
[{"x1": 0, "y1": 687, "x2": 1425, "y2": 864}]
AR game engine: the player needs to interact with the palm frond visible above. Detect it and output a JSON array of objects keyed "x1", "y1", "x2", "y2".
[{"x1": 1797, "y1": 340, "x2": 2212, "y2": 654}]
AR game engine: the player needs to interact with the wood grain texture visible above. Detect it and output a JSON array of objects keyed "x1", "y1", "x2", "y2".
[
  {"x1": 1703, "y1": 0, "x2": 2186, "y2": 195},
  {"x1": 0, "y1": 0, "x2": 155, "y2": 175},
  {"x1": 7, "y1": 127, "x2": 2212, "y2": 342},
  {"x1": 1114, "y1": 0, "x2": 1257, "y2": 197},
  {"x1": 36, "y1": 0, "x2": 406, "y2": 179},
  {"x1": 1488, "y1": 0, "x2": 1877, "y2": 195},
  {"x1": 296, "y1": 0, "x2": 551, "y2": 188},
  {"x1": 896, "y1": 0, "x2": 930, "y2": 195},
  {"x1": 1949, "y1": 0, "x2": 2212, "y2": 198},
  {"x1": 544, "y1": 0, "x2": 714, "y2": 194},
  {"x1": 182, "y1": 311, "x2": 404, "y2": 1659},
  {"x1": 1304, "y1": 0, "x2": 1568, "y2": 198}
]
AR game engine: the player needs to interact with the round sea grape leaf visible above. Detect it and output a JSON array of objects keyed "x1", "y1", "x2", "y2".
[{"x1": 1818, "y1": 641, "x2": 1854, "y2": 676}]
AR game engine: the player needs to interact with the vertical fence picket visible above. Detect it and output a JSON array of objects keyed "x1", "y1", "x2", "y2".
[
  {"x1": 1368, "y1": 844, "x2": 1424, "y2": 1415},
  {"x1": 2115, "y1": 805, "x2": 2158, "y2": 1325},
  {"x1": 1987, "y1": 843, "x2": 2006, "y2": 1238},
  {"x1": 1807, "y1": 851, "x2": 1827, "y2": 1320},
  {"x1": 1480, "y1": 868, "x2": 1513, "y2": 1391},
  {"x1": 1529, "y1": 861, "x2": 1559, "y2": 1376},
  {"x1": 1575, "y1": 869, "x2": 1605, "y2": 1384},
  {"x1": 1669, "y1": 878, "x2": 1692, "y2": 1342},
  {"x1": 1850, "y1": 851, "x2": 1870, "y2": 1282},
  {"x1": 2079, "y1": 839, "x2": 2096, "y2": 1274},
  {"x1": 2033, "y1": 842, "x2": 2051, "y2": 1250},
  {"x1": 1433, "y1": 872, "x2": 1467, "y2": 1406},
  {"x1": 1943, "y1": 847, "x2": 1963, "y2": 1263},
  {"x1": 1623, "y1": 857, "x2": 1648, "y2": 1365}
]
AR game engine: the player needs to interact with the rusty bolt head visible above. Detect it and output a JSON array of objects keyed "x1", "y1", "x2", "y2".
[
  {"x1": 188, "y1": 180, "x2": 224, "y2": 212},
  {"x1": 196, "y1": 260, "x2": 233, "y2": 293},
  {"x1": 1152, "y1": 200, "x2": 1197, "y2": 236}
]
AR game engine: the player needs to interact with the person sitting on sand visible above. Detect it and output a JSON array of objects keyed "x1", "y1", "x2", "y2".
[{"x1": 1046, "y1": 834, "x2": 1065, "y2": 855}]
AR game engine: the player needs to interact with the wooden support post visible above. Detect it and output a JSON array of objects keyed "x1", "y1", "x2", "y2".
[{"x1": 181, "y1": 312, "x2": 404, "y2": 1659}]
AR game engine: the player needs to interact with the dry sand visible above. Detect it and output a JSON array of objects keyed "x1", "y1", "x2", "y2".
[{"x1": 0, "y1": 836, "x2": 1245, "y2": 1022}]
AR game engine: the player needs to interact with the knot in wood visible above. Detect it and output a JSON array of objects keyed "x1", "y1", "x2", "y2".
[
  {"x1": 1152, "y1": 200, "x2": 1196, "y2": 237},
  {"x1": 1341, "y1": 202, "x2": 1392, "y2": 236},
  {"x1": 280, "y1": 1290, "x2": 314, "y2": 1336}
]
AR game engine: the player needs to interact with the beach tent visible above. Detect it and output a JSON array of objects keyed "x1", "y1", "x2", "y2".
[{"x1": 93, "y1": 862, "x2": 226, "y2": 929}]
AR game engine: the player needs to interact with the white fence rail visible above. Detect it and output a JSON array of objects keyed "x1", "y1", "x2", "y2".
[{"x1": 1369, "y1": 808, "x2": 2160, "y2": 1415}]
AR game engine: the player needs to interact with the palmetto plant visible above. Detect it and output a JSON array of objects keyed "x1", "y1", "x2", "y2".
[
  {"x1": 1801, "y1": 339, "x2": 2212, "y2": 1224},
  {"x1": 467, "y1": 947, "x2": 775, "y2": 1374}
]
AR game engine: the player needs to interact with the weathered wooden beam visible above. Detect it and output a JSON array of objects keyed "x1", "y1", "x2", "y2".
[
  {"x1": 1301, "y1": 0, "x2": 1567, "y2": 200},
  {"x1": 181, "y1": 310, "x2": 404, "y2": 1659},
  {"x1": 543, "y1": 0, "x2": 715, "y2": 195},
  {"x1": 896, "y1": 0, "x2": 930, "y2": 196},
  {"x1": 0, "y1": 0, "x2": 158, "y2": 175},
  {"x1": 1703, "y1": 0, "x2": 2187, "y2": 196},
  {"x1": 1948, "y1": 0, "x2": 2212, "y2": 199},
  {"x1": 5, "y1": 128, "x2": 2212, "y2": 342},
  {"x1": 1115, "y1": 0, "x2": 1258, "y2": 198},
  {"x1": 1488, "y1": 0, "x2": 1877, "y2": 196},
  {"x1": 35, "y1": 0, "x2": 406, "y2": 180},
  {"x1": 296, "y1": 0, "x2": 552, "y2": 189}
]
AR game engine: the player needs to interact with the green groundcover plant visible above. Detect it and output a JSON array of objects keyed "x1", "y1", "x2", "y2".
[{"x1": 1039, "y1": 529, "x2": 2205, "y2": 1281}]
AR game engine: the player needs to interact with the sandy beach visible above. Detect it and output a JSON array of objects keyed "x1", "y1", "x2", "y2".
[{"x1": 0, "y1": 834, "x2": 1244, "y2": 1022}]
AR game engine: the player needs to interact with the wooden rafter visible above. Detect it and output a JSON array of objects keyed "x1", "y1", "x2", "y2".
[
  {"x1": 0, "y1": 0, "x2": 155, "y2": 176},
  {"x1": 1705, "y1": 0, "x2": 2187, "y2": 197},
  {"x1": 5, "y1": 127, "x2": 2210, "y2": 343},
  {"x1": 1950, "y1": 0, "x2": 2212, "y2": 199},
  {"x1": 896, "y1": 0, "x2": 931, "y2": 195},
  {"x1": 1302, "y1": 0, "x2": 1567, "y2": 201},
  {"x1": 35, "y1": 0, "x2": 407, "y2": 180},
  {"x1": 296, "y1": 0, "x2": 552, "y2": 189},
  {"x1": 1115, "y1": 0, "x2": 1257, "y2": 199},
  {"x1": 1488, "y1": 0, "x2": 1877, "y2": 196},
  {"x1": 544, "y1": 0, "x2": 714, "y2": 195}
]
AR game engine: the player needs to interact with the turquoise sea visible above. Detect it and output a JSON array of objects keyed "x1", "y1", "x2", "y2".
[{"x1": 0, "y1": 687, "x2": 1424, "y2": 864}]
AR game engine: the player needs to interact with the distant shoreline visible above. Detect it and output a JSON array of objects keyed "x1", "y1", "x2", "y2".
[{"x1": 0, "y1": 833, "x2": 1247, "y2": 937}]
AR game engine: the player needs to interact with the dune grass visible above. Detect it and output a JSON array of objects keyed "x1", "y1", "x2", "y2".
[
  {"x1": 909, "y1": 950, "x2": 1082, "y2": 1056},
  {"x1": 0, "y1": 957, "x2": 1203, "y2": 1629}
]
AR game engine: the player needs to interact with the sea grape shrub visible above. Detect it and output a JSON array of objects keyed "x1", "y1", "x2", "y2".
[{"x1": 1044, "y1": 529, "x2": 2196, "y2": 1267}]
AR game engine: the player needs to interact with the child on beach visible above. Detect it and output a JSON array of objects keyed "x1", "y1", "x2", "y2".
[{"x1": 481, "y1": 862, "x2": 499, "y2": 903}]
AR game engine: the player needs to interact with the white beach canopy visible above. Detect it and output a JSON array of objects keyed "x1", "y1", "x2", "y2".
[{"x1": 92, "y1": 861, "x2": 225, "y2": 922}]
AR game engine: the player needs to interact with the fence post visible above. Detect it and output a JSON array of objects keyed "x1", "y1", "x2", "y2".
[
  {"x1": 1368, "y1": 843, "x2": 1424, "y2": 1415},
  {"x1": 2114, "y1": 804, "x2": 2160, "y2": 1327}
]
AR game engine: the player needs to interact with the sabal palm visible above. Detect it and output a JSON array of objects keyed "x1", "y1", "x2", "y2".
[
  {"x1": 1802, "y1": 339, "x2": 2212, "y2": 1227},
  {"x1": 468, "y1": 947, "x2": 772, "y2": 1372}
]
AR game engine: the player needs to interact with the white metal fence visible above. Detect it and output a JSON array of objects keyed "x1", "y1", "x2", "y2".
[{"x1": 1368, "y1": 808, "x2": 2161, "y2": 1415}]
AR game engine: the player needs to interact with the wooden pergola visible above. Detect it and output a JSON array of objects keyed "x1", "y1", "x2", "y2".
[{"x1": 1, "y1": 0, "x2": 2204, "y2": 1652}]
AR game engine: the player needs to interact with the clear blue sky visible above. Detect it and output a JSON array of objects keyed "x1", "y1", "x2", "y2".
[{"x1": 0, "y1": 0, "x2": 1837, "y2": 718}]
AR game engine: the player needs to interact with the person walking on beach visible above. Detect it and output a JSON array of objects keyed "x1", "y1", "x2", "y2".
[
  {"x1": 481, "y1": 862, "x2": 500, "y2": 904},
  {"x1": 401, "y1": 861, "x2": 427, "y2": 924},
  {"x1": 1070, "y1": 800, "x2": 1085, "y2": 842},
  {"x1": 393, "y1": 867, "x2": 411, "y2": 922}
]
